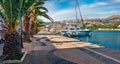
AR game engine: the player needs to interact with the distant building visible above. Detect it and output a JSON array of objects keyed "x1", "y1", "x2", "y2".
[
  {"x1": 44, "y1": 22, "x2": 66, "y2": 33},
  {"x1": 118, "y1": 25, "x2": 120, "y2": 29}
]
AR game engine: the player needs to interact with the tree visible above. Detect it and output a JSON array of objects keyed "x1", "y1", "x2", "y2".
[
  {"x1": 34, "y1": 19, "x2": 45, "y2": 33},
  {"x1": 0, "y1": 0, "x2": 25, "y2": 58},
  {"x1": 30, "y1": 1, "x2": 53, "y2": 35},
  {"x1": 0, "y1": 0, "x2": 42, "y2": 58},
  {"x1": 21, "y1": 0, "x2": 38, "y2": 41},
  {"x1": 22, "y1": 0, "x2": 53, "y2": 41}
]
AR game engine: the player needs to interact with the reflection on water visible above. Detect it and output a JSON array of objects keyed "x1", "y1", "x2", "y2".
[
  {"x1": 73, "y1": 30, "x2": 120, "y2": 50},
  {"x1": 73, "y1": 35, "x2": 90, "y2": 42}
]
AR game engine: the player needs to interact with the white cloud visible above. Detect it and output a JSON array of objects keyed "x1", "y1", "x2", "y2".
[
  {"x1": 51, "y1": 9, "x2": 74, "y2": 17},
  {"x1": 96, "y1": 2, "x2": 107, "y2": 5},
  {"x1": 80, "y1": 5, "x2": 93, "y2": 14},
  {"x1": 40, "y1": 1, "x2": 120, "y2": 22},
  {"x1": 58, "y1": 0, "x2": 68, "y2": 3},
  {"x1": 44, "y1": 1, "x2": 57, "y2": 12},
  {"x1": 41, "y1": 4, "x2": 96, "y2": 22},
  {"x1": 98, "y1": 10, "x2": 118, "y2": 14},
  {"x1": 114, "y1": 0, "x2": 120, "y2": 3},
  {"x1": 40, "y1": 8, "x2": 75, "y2": 22},
  {"x1": 89, "y1": 2, "x2": 108, "y2": 8}
]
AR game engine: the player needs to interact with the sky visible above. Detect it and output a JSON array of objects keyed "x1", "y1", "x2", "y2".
[{"x1": 40, "y1": 0, "x2": 120, "y2": 22}]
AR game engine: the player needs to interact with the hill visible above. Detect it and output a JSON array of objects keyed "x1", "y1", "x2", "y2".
[{"x1": 83, "y1": 15, "x2": 120, "y2": 23}]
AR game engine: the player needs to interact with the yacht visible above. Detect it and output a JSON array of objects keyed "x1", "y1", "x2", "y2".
[
  {"x1": 61, "y1": 23, "x2": 91, "y2": 37},
  {"x1": 61, "y1": 0, "x2": 91, "y2": 37}
]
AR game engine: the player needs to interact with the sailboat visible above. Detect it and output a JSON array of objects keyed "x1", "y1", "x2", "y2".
[{"x1": 61, "y1": 0, "x2": 91, "y2": 37}]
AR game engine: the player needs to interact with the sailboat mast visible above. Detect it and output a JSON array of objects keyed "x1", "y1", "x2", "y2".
[
  {"x1": 74, "y1": 0, "x2": 78, "y2": 33},
  {"x1": 75, "y1": 0, "x2": 78, "y2": 23},
  {"x1": 76, "y1": 0, "x2": 85, "y2": 29}
]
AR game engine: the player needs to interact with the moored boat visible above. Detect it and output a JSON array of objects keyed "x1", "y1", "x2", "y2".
[
  {"x1": 61, "y1": 23, "x2": 91, "y2": 37},
  {"x1": 61, "y1": 0, "x2": 91, "y2": 37}
]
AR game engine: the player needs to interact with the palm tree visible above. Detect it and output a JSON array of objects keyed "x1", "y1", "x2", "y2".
[
  {"x1": 34, "y1": 19, "x2": 45, "y2": 33},
  {"x1": 22, "y1": 0, "x2": 53, "y2": 41},
  {"x1": 0, "y1": 0, "x2": 40, "y2": 58},
  {"x1": 30, "y1": 1, "x2": 53, "y2": 36},
  {"x1": 0, "y1": 0, "x2": 25, "y2": 58},
  {"x1": 18, "y1": 0, "x2": 35, "y2": 42}
]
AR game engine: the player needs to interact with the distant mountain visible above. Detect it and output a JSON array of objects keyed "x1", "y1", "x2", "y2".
[
  {"x1": 46, "y1": 15, "x2": 120, "y2": 24},
  {"x1": 108, "y1": 15, "x2": 120, "y2": 19},
  {"x1": 84, "y1": 15, "x2": 120, "y2": 22},
  {"x1": 46, "y1": 15, "x2": 120, "y2": 31},
  {"x1": 61, "y1": 15, "x2": 120, "y2": 23},
  {"x1": 103, "y1": 15, "x2": 120, "y2": 23}
]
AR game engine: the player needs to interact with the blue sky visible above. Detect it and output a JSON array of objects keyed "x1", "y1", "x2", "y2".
[{"x1": 40, "y1": 0, "x2": 120, "y2": 22}]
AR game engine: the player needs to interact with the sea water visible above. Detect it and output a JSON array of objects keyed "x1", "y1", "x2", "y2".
[{"x1": 73, "y1": 30, "x2": 120, "y2": 50}]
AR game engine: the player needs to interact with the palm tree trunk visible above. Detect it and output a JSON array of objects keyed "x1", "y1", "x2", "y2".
[
  {"x1": 22, "y1": 14, "x2": 31, "y2": 42},
  {"x1": 30, "y1": 22, "x2": 34, "y2": 37},
  {"x1": 3, "y1": 31, "x2": 22, "y2": 58},
  {"x1": 36, "y1": 26, "x2": 37, "y2": 33},
  {"x1": 29, "y1": 14, "x2": 35, "y2": 37}
]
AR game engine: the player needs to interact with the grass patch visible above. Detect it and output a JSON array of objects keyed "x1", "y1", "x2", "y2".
[{"x1": 4, "y1": 53, "x2": 24, "y2": 60}]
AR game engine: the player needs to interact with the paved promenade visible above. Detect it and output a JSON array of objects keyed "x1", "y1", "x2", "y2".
[
  {"x1": 1, "y1": 31, "x2": 120, "y2": 64},
  {"x1": 22, "y1": 31, "x2": 120, "y2": 64}
]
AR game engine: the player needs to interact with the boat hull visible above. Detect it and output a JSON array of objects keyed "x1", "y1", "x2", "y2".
[{"x1": 63, "y1": 31, "x2": 91, "y2": 37}]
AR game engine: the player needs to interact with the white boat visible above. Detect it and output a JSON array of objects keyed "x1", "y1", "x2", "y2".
[
  {"x1": 61, "y1": 0, "x2": 91, "y2": 36},
  {"x1": 61, "y1": 23, "x2": 91, "y2": 36}
]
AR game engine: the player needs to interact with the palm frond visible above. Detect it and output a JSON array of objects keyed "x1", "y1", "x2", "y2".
[
  {"x1": 38, "y1": 12, "x2": 54, "y2": 22},
  {"x1": 2, "y1": 0, "x2": 20, "y2": 31},
  {"x1": 34, "y1": 1, "x2": 44, "y2": 6},
  {"x1": 35, "y1": 6, "x2": 48, "y2": 12},
  {"x1": 21, "y1": 0, "x2": 35, "y2": 16},
  {"x1": 35, "y1": 19, "x2": 45, "y2": 27},
  {"x1": 0, "y1": 0, "x2": 4, "y2": 9}
]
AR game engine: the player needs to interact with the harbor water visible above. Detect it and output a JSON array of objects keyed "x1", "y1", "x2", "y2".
[{"x1": 73, "y1": 30, "x2": 120, "y2": 50}]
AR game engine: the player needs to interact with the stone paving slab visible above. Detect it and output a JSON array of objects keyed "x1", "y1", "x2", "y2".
[
  {"x1": 47, "y1": 50, "x2": 76, "y2": 64},
  {"x1": 79, "y1": 48, "x2": 120, "y2": 64},
  {"x1": 23, "y1": 51, "x2": 52, "y2": 64},
  {"x1": 52, "y1": 43, "x2": 80, "y2": 49},
  {"x1": 22, "y1": 43, "x2": 34, "y2": 52},
  {"x1": 88, "y1": 48, "x2": 120, "y2": 60},
  {"x1": 54, "y1": 48, "x2": 105, "y2": 64},
  {"x1": 34, "y1": 46, "x2": 55, "y2": 51}
]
